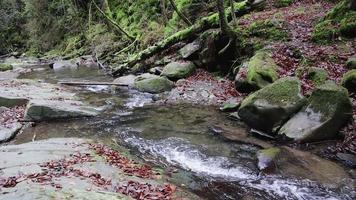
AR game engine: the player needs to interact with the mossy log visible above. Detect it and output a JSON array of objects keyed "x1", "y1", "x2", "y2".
[{"x1": 112, "y1": 0, "x2": 265, "y2": 76}]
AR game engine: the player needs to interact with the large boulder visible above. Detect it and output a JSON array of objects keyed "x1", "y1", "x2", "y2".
[
  {"x1": 112, "y1": 74, "x2": 136, "y2": 87},
  {"x1": 179, "y1": 39, "x2": 201, "y2": 59},
  {"x1": 341, "y1": 69, "x2": 356, "y2": 93},
  {"x1": 0, "y1": 123, "x2": 22, "y2": 143},
  {"x1": 235, "y1": 50, "x2": 279, "y2": 93},
  {"x1": 306, "y1": 67, "x2": 328, "y2": 86},
  {"x1": 24, "y1": 100, "x2": 97, "y2": 121},
  {"x1": 238, "y1": 77, "x2": 306, "y2": 133},
  {"x1": 278, "y1": 82, "x2": 352, "y2": 142},
  {"x1": 134, "y1": 74, "x2": 174, "y2": 94},
  {"x1": 161, "y1": 61, "x2": 196, "y2": 80}
]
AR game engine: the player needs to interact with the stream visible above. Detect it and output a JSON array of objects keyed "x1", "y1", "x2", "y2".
[{"x1": 10, "y1": 64, "x2": 355, "y2": 200}]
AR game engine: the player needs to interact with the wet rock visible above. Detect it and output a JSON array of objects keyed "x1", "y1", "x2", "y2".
[
  {"x1": 0, "y1": 63, "x2": 13, "y2": 71},
  {"x1": 0, "y1": 79, "x2": 99, "y2": 121},
  {"x1": 0, "y1": 123, "x2": 22, "y2": 142},
  {"x1": 238, "y1": 77, "x2": 306, "y2": 133},
  {"x1": 346, "y1": 55, "x2": 356, "y2": 69},
  {"x1": 235, "y1": 50, "x2": 278, "y2": 93},
  {"x1": 279, "y1": 82, "x2": 352, "y2": 142},
  {"x1": 179, "y1": 39, "x2": 201, "y2": 59},
  {"x1": 0, "y1": 138, "x2": 196, "y2": 200},
  {"x1": 51, "y1": 60, "x2": 78, "y2": 71},
  {"x1": 256, "y1": 147, "x2": 281, "y2": 172},
  {"x1": 262, "y1": 146, "x2": 351, "y2": 189},
  {"x1": 306, "y1": 67, "x2": 328, "y2": 86},
  {"x1": 336, "y1": 153, "x2": 356, "y2": 168},
  {"x1": 24, "y1": 100, "x2": 97, "y2": 121},
  {"x1": 161, "y1": 61, "x2": 196, "y2": 80},
  {"x1": 341, "y1": 69, "x2": 356, "y2": 93},
  {"x1": 113, "y1": 74, "x2": 136, "y2": 87},
  {"x1": 134, "y1": 75, "x2": 174, "y2": 94}
]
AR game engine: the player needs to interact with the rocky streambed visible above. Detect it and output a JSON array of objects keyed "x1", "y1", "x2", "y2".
[{"x1": 0, "y1": 57, "x2": 355, "y2": 200}]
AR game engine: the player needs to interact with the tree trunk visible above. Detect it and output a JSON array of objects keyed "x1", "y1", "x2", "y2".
[
  {"x1": 230, "y1": 0, "x2": 237, "y2": 25},
  {"x1": 168, "y1": 0, "x2": 192, "y2": 26},
  {"x1": 350, "y1": 0, "x2": 356, "y2": 10},
  {"x1": 217, "y1": 0, "x2": 234, "y2": 37}
]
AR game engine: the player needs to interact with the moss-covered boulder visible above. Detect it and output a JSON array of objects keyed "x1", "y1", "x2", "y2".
[
  {"x1": 279, "y1": 82, "x2": 352, "y2": 142},
  {"x1": 341, "y1": 69, "x2": 356, "y2": 93},
  {"x1": 306, "y1": 67, "x2": 328, "y2": 86},
  {"x1": 247, "y1": 19, "x2": 288, "y2": 41},
  {"x1": 238, "y1": 77, "x2": 306, "y2": 133},
  {"x1": 0, "y1": 63, "x2": 13, "y2": 72},
  {"x1": 312, "y1": 0, "x2": 356, "y2": 44},
  {"x1": 235, "y1": 50, "x2": 279, "y2": 93},
  {"x1": 134, "y1": 74, "x2": 174, "y2": 94},
  {"x1": 161, "y1": 61, "x2": 196, "y2": 80},
  {"x1": 346, "y1": 55, "x2": 356, "y2": 69}
]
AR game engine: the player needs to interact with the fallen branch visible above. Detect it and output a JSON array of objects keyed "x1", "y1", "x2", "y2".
[{"x1": 59, "y1": 81, "x2": 128, "y2": 86}]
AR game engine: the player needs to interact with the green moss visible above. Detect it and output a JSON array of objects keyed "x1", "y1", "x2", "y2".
[
  {"x1": 241, "y1": 77, "x2": 303, "y2": 107},
  {"x1": 341, "y1": 69, "x2": 356, "y2": 92},
  {"x1": 0, "y1": 63, "x2": 13, "y2": 71},
  {"x1": 247, "y1": 19, "x2": 288, "y2": 41},
  {"x1": 306, "y1": 67, "x2": 328, "y2": 86},
  {"x1": 273, "y1": 0, "x2": 293, "y2": 8},
  {"x1": 246, "y1": 51, "x2": 279, "y2": 88},
  {"x1": 312, "y1": 0, "x2": 356, "y2": 44}
]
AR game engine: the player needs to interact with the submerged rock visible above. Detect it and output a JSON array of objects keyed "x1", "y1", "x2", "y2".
[
  {"x1": 235, "y1": 50, "x2": 278, "y2": 93},
  {"x1": 238, "y1": 77, "x2": 306, "y2": 133},
  {"x1": 341, "y1": 69, "x2": 356, "y2": 93},
  {"x1": 256, "y1": 147, "x2": 281, "y2": 172},
  {"x1": 279, "y1": 82, "x2": 352, "y2": 142},
  {"x1": 161, "y1": 61, "x2": 196, "y2": 80},
  {"x1": 256, "y1": 146, "x2": 351, "y2": 189},
  {"x1": 134, "y1": 74, "x2": 174, "y2": 94}
]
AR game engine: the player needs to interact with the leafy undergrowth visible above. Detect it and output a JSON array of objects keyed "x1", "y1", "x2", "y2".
[
  {"x1": 0, "y1": 143, "x2": 177, "y2": 200},
  {"x1": 0, "y1": 106, "x2": 25, "y2": 128}
]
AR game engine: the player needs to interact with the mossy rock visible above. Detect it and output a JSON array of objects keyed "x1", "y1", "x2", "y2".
[
  {"x1": 273, "y1": 0, "x2": 293, "y2": 8},
  {"x1": 220, "y1": 102, "x2": 240, "y2": 112},
  {"x1": 247, "y1": 19, "x2": 288, "y2": 41},
  {"x1": 161, "y1": 61, "x2": 196, "y2": 80},
  {"x1": 235, "y1": 50, "x2": 279, "y2": 93},
  {"x1": 312, "y1": 0, "x2": 356, "y2": 44},
  {"x1": 346, "y1": 55, "x2": 356, "y2": 69},
  {"x1": 341, "y1": 69, "x2": 356, "y2": 93},
  {"x1": 279, "y1": 81, "x2": 352, "y2": 142},
  {"x1": 306, "y1": 67, "x2": 328, "y2": 86},
  {"x1": 238, "y1": 77, "x2": 306, "y2": 133},
  {"x1": 134, "y1": 75, "x2": 174, "y2": 94},
  {"x1": 0, "y1": 63, "x2": 13, "y2": 72}
]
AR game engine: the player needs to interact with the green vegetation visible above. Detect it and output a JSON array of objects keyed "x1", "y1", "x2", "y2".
[
  {"x1": 312, "y1": 0, "x2": 356, "y2": 44},
  {"x1": 247, "y1": 19, "x2": 289, "y2": 41},
  {"x1": 0, "y1": 63, "x2": 13, "y2": 71}
]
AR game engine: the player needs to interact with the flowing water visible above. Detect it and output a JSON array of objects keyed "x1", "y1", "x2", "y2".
[{"x1": 13, "y1": 64, "x2": 355, "y2": 200}]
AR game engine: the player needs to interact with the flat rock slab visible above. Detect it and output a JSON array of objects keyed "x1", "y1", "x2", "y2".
[
  {"x1": 0, "y1": 79, "x2": 99, "y2": 121},
  {"x1": 0, "y1": 123, "x2": 22, "y2": 142},
  {"x1": 0, "y1": 138, "x2": 197, "y2": 200}
]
